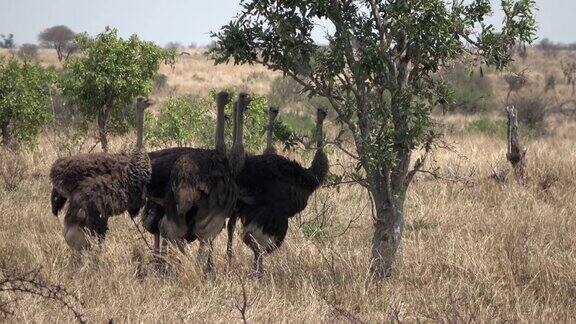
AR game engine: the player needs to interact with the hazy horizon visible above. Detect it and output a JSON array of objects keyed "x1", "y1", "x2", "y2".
[{"x1": 2, "y1": 0, "x2": 575, "y2": 47}]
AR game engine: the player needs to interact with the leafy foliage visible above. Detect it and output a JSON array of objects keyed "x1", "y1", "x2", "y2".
[
  {"x1": 0, "y1": 57, "x2": 54, "y2": 147},
  {"x1": 61, "y1": 27, "x2": 175, "y2": 149},
  {"x1": 441, "y1": 63, "x2": 495, "y2": 114},
  {"x1": 147, "y1": 90, "x2": 299, "y2": 151}
]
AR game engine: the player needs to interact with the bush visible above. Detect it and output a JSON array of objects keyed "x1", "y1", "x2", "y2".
[
  {"x1": 465, "y1": 117, "x2": 507, "y2": 138},
  {"x1": 146, "y1": 96, "x2": 213, "y2": 148},
  {"x1": 544, "y1": 74, "x2": 556, "y2": 93},
  {"x1": 0, "y1": 57, "x2": 54, "y2": 147},
  {"x1": 441, "y1": 64, "x2": 495, "y2": 114},
  {"x1": 510, "y1": 94, "x2": 548, "y2": 132},
  {"x1": 153, "y1": 73, "x2": 168, "y2": 91},
  {"x1": 0, "y1": 149, "x2": 27, "y2": 191},
  {"x1": 147, "y1": 90, "x2": 299, "y2": 151},
  {"x1": 268, "y1": 76, "x2": 304, "y2": 107},
  {"x1": 18, "y1": 44, "x2": 39, "y2": 60}
]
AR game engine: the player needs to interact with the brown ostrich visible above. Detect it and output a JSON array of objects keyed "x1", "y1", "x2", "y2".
[
  {"x1": 61, "y1": 97, "x2": 153, "y2": 251},
  {"x1": 49, "y1": 98, "x2": 154, "y2": 218}
]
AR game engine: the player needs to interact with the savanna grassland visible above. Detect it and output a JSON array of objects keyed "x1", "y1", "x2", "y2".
[{"x1": 0, "y1": 48, "x2": 575, "y2": 322}]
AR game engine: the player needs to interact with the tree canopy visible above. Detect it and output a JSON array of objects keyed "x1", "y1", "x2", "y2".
[
  {"x1": 61, "y1": 27, "x2": 176, "y2": 151},
  {"x1": 211, "y1": 0, "x2": 536, "y2": 277}
]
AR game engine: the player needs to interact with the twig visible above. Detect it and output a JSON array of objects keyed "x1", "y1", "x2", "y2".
[
  {"x1": 130, "y1": 216, "x2": 153, "y2": 251},
  {"x1": 0, "y1": 268, "x2": 86, "y2": 323}
]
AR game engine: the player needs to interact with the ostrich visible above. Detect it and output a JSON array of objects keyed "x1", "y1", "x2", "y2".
[
  {"x1": 49, "y1": 98, "x2": 154, "y2": 217},
  {"x1": 226, "y1": 105, "x2": 279, "y2": 259},
  {"x1": 140, "y1": 91, "x2": 231, "y2": 249},
  {"x1": 157, "y1": 92, "x2": 250, "y2": 272},
  {"x1": 230, "y1": 107, "x2": 329, "y2": 276},
  {"x1": 61, "y1": 97, "x2": 153, "y2": 250}
]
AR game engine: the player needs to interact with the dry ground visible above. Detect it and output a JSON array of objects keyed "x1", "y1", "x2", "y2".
[{"x1": 0, "y1": 48, "x2": 575, "y2": 322}]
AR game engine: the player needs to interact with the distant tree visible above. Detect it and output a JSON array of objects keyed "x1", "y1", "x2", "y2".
[
  {"x1": 504, "y1": 71, "x2": 528, "y2": 104},
  {"x1": 0, "y1": 57, "x2": 54, "y2": 147},
  {"x1": 561, "y1": 61, "x2": 576, "y2": 97},
  {"x1": 211, "y1": 0, "x2": 536, "y2": 278},
  {"x1": 62, "y1": 27, "x2": 175, "y2": 151},
  {"x1": 0, "y1": 34, "x2": 15, "y2": 49},
  {"x1": 544, "y1": 74, "x2": 556, "y2": 93},
  {"x1": 38, "y1": 25, "x2": 77, "y2": 61},
  {"x1": 164, "y1": 42, "x2": 182, "y2": 51},
  {"x1": 17, "y1": 44, "x2": 39, "y2": 60}
]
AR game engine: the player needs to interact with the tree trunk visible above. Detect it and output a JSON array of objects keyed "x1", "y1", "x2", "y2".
[
  {"x1": 506, "y1": 106, "x2": 527, "y2": 183},
  {"x1": 368, "y1": 179, "x2": 406, "y2": 279},
  {"x1": 0, "y1": 121, "x2": 15, "y2": 148},
  {"x1": 98, "y1": 103, "x2": 111, "y2": 152}
]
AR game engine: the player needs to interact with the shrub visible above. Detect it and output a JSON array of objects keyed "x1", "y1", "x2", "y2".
[
  {"x1": 153, "y1": 73, "x2": 168, "y2": 91},
  {"x1": 0, "y1": 149, "x2": 27, "y2": 191},
  {"x1": 561, "y1": 61, "x2": 576, "y2": 97},
  {"x1": 17, "y1": 44, "x2": 39, "y2": 60},
  {"x1": 465, "y1": 117, "x2": 507, "y2": 138},
  {"x1": 441, "y1": 64, "x2": 495, "y2": 114},
  {"x1": 0, "y1": 57, "x2": 54, "y2": 147},
  {"x1": 147, "y1": 90, "x2": 299, "y2": 151},
  {"x1": 268, "y1": 76, "x2": 304, "y2": 107},
  {"x1": 510, "y1": 94, "x2": 548, "y2": 132},
  {"x1": 544, "y1": 74, "x2": 556, "y2": 93}
]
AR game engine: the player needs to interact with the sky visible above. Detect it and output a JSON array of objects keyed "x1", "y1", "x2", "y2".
[{"x1": 1, "y1": 0, "x2": 575, "y2": 46}]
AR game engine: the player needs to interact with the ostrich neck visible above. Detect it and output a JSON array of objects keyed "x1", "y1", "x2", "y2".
[
  {"x1": 315, "y1": 119, "x2": 324, "y2": 149},
  {"x1": 235, "y1": 103, "x2": 245, "y2": 146},
  {"x1": 136, "y1": 107, "x2": 144, "y2": 149},
  {"x1": 266, "y1": 115, "x2": 276, "y2": 152},
  {"x1": 215, "y1": 100, "x2": 226, "y2": 154}
]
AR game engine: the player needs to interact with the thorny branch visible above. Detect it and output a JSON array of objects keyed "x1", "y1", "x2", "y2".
[{"x1": 0, "y1": 267, "x2": 86, "y2": 323}]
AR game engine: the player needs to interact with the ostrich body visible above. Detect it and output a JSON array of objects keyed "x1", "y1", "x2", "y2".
[
  {"x1": 156, "y1": 92, "x2": 249, "y2": 272},
  {"x1": 231, "y1": 107, "x2": 329, "y2": 276},
  {"x1": 61, "y1": 97, "x2": 153, "y2": 250},
  {"x1": 49, "y1": 99, "x2": 156, "y2": 216}
]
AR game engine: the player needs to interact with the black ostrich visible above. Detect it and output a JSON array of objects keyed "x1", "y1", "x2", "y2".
[
  {"x1": 141, "y1": 92, "x2": 250, "y2": 273},
  {"x1": 228, "y1": 107, "x2": 329, "y2": 276}
]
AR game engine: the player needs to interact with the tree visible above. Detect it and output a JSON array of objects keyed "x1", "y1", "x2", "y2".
[
  {"x1": 0, "y1": 34, "x2": 15, "y2": 49},
  {"x1": 61, "y1": 27, "x2": 175, "y2": 152},
  {"x1": 18, "y1": 44, "x2": 39, "y2": 60},
  {"x1": 0, "y1": 57, "x2": 54, "y2": 147},
  {"x1": 211, "y1": 0, "x2": 536, "y2": 278},
  {"x1": 561, "y1": 61, "x2": 576, "y2": 97},
  {"x1": 38, "y1": 25, "x2": 77, "y2": 62}
]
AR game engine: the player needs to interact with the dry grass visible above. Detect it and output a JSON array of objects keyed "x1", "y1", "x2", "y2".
[{"x1": 0, "y1": 48, "x2": 575, "y2": 322}]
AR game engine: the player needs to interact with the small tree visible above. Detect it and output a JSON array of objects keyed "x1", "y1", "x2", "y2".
[
  {"x1": 0, "y1": 34, "x2": 15, "y2": 49},
  {"x1": 38, "y1": 25, "x2": 77, "y2": 61},
  {"x1": 17, "y1": 44, "x2": 39, "y2": 60},
  {"x1": 211, "y1": 0, "x2": 536, "y2": 278},
  {"x1": 504, "y1": 71, "x2": 528, "y2": 104},
  {"x1": 62, "y1": 27, "x2": 175, "y2": 151},
  {"x1": 561, "y1": 61, "x2": 576, "y2": 97},
  {"x1": 0, "y1": 57, "x2": 53, "y2": 147}
]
